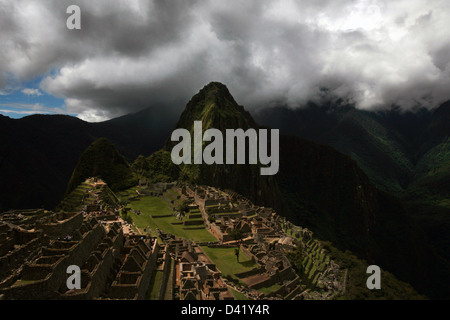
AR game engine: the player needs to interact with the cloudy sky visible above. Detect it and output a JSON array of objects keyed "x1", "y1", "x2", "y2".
[{"x1": 0, "y1": 0, "x2": 449, "y2": 122}]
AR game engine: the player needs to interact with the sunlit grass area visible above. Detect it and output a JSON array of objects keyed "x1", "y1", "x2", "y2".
[
  {"x1": 200, "y1": 246, "x2": 256, "y2": 280},
  {"x1": 127, "y1": 196, "x2": 216, "y2": 242}
]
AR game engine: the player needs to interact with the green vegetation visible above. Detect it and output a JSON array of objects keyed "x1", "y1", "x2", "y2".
[
  {"x1": 200, "y1": 246, "x2": 256, "y2": 282},
  {"x1": 58, "y1": 180, "x2": 92, "y2": 212},
  {"x1": 412, "y1": 137, "x2": 450, "y2": 198},
  {"x1": 325, "y1": 110, "x2": 414, "y2": 194},
  {"x1": 230, "y1": 288, "x2": 249, "y2": 300},
  {"x1": 286, "y1": 242, "x2": 304, "y2": 275},
  {"x1": 257, "y1": 283, "x2": 282, "y2": 295},
  {"x1": 229, "y1": 229, "x2": 246, "y2": 243},
  {"x1": 163, "y1": 259, "x2": 174, "y2": 300},
  {"x1": 121, "y1": 210, "x2": 133, "y2": 224},
  {"x1": 287, "y1": 240, "x2": 333, "y2": 290},
  {"x1": 66, "y1": 138, "x2": 137, "y2": 194},
  {"x1": 146, "y1": 270, "x2": 163, "y2": 300},
  {"x1": 169, "y1": 82, "x2": 257, "y2": 142},
  {"x1": 127, "y1": 196, "x2": 216, "y2": 242},
  {"x1": 58, "y1": 179, "x2": 119, "y2": 212},
  {"x1": 166, "y1": 189, "x2": 184, "y2": 207},
  {"x1": 403, "y1": 200, "x2": 450, "y2": 262},
  {"x1": 320, "y1": 241, "x2": 426, "y2": 300},
  {"x1": 134, "y1": 150, "x2": 180, "y2": 183},
  {"x1": 178, "y1": 202, "x2": 189, "y2": 214}
]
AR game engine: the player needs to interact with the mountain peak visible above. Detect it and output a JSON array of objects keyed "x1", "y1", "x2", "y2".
[
  {"x1": 198, "y1": 81, "x2": 235, "y2": 101},
  {"x1": 66, "y1": 137, "x2": 135, "y2": 194},
  {"x1": 187, "y1": 82, "x2": 239, "y2": 115},
  {"x1": 201, "y1": 81, "x2": 231, "y2": 92},
  {"x1": 172, "y1": 82, "x2": 257, "y2": 137}
]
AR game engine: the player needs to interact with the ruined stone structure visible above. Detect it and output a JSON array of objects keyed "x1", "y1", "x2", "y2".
[
  {"x1": 180, "y1": 184, "x2": 346, "y2": 300},
  {"x1": 157, "y1": 230, "x2": 234, "y2": 301},
  {"x1": 0, "y1": 181, "x2": 160, "y2": 300},
  {"x1": 108, "y1": 236, "x2": 159, "y2": 300},
  {"x1": 0, "y1": 223, "x2": 47, "y2": 285},
  {"x1": 1, "y1": 179, "x2": 345, "y2": 300}
]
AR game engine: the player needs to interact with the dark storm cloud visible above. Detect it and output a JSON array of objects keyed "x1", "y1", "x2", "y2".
[{"x1": 1, "y1": 0, "x2": 450, "y2": 121}]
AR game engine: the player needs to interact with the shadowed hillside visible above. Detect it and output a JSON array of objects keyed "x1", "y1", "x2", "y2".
[
  {"x1": 66, "y1": 137, "x2": 137, "y2": 194},
  {"x1": 0, "y1": 108, "x2": 175, "y2": 211},
  {"x1": 254, "y1": 102, "x2": 450, "y2": 198}
]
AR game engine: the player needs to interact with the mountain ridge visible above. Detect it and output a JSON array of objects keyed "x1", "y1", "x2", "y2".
[
  {"x1": 254, "y1": 101, "x2": 450, "y2": 198},
  {"x1": 0, "y1": 108, "x2": 174, "y2": 211}
]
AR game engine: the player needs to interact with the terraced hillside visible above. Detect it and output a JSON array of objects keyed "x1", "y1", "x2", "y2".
[
  {"x1": 58, "y1": 178, "x2": 119, "y2": 212},
  {"x1": 302, "y1": 239, "x2": 341, "y2": 292}
]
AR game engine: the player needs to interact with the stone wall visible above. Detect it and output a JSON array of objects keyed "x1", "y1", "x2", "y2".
[
  {"x1": 158, "y1": 247, "x2": 171, "y2": 300},
  {"x1": 183, "y1": 220, "x2": 204, "y2": 226},
  {"x1": 40, "y1": 212, "x2": 83, "y2": 239},
  {"x1": 249, "y1": 267, "x2": 296, "y2": 290},
  {"x1": 235, "y1": 267, "x2": 263, "y2": 279},
  {"x1": 0, "y1": 228, "x2": 47, "y2": 282},
  {"x1": 109, "y1": 239, "x2": 159, "y2": 300},
  {"x1": 137, "y1": 240, "x2": 159, "y2": 300},
  {"x1": 61, "y1": 225, "x2": 124, "y2": 299},
  {"x1": 1, "y1": 219, "x2": 105, "y2": 299},
  {"x1": 240, "y1": 244, "x2": 258, "y2": 263}
]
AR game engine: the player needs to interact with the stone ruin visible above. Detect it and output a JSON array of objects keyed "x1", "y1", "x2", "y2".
[
  {"x1": 156, "y1": 230, "x2": 234, "y2": 301},
  {"x1": 178, "y1": 261, "x2": 233, "y2": 301},
  {"x1": 180, "y1": 184, "x2": 346, "y2": 300},
  {"x1": 0, "y1": 208, "x2": 159, "y2": 300},
  {"x1": 1, "y1": 179, "x2": 346, "y2": 300}
]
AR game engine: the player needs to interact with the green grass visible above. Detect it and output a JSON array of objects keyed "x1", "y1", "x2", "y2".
[
  {"x1": 129, "y1": 196, "x2": 173, "y2": 216},
  {"x1": 11, "y1": 279, "x2": 38, "y2": 287},
  {"x1": 230, "y1": 288, "x2": 249, "y2": 300},
  {"x1": 163, "y1": 259, "x2": 174, "y2": 300},
  {"x1": 127, "y1": 196, "x2": 216, "y2": 242},
  {"x1": 257, "y1": 283, "x2": 282, "y2": 295},
  {"x1": 212, "y1": 211, "x2": 240, "y2": 217},
  {"x1": 200, "y1": 247, "x2": 257, "y2": 282},
  {"x1": 131, "y1": 225, "x2": 140, "y2": 234},
  {"x1": 165, "y1": 188, "x2": 183, "y2": 205},
  {"x1": 166, "y1": 188, "x2": 179, "y2": 200},
  {"x1": 118, "y1": 187, "x2": 140, "y2": 200},
  {"x1": 58, "y1": 182, "x2": 91, "y2": 211},
  {"x1": 146, "y1": 271, "x2": 163, "y2": 300}
]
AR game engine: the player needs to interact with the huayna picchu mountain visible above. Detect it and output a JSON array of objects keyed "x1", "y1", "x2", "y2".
[
  {"x1": 169, "y1": 82, "x2": 258, "y2": 135},
  {"x1": 163, "y1": 82, "x2": 283, "y2": 211}
]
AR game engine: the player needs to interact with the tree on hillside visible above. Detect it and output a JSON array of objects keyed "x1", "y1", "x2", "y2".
[
  {"x1": 229, "y1": 228, "x2": 245, "y2": 244},
  {"x1": 178, "y1": 201, "x2": 190, "y2": 215},
  {"x1": 145, "y1": 150, "x2": 181, "y2": 182},
  {"x1": 132, "y1": 155, "x2": 150, "y2": 176},
  {"x1": 286, "y1": 242, "x2": 305, "y2": 275}
]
